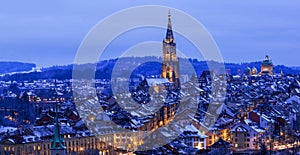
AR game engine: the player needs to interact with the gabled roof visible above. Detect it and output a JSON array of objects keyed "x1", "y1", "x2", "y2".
[
  {"x1": 230, "y1": 122, "x2": 249, "y2": 132},
  {"x1": 181, "y1": 124, "x2": 208, "y2": 138},
  {"x1": 146, "y1": 78, "x2": 170, "y2": 86},
  {"x1": 210, "y1": 138, "x2": 231, "y2": 148}
]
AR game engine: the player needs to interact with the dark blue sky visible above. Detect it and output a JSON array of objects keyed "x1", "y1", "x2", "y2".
[{"x1": 0, "y1": 0, "x2": 299, "y2": 67}]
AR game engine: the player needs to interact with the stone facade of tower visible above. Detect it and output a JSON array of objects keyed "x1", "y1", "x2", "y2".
[{"x1": 161, "y1": 12, "x2": 180, "y2": 87}]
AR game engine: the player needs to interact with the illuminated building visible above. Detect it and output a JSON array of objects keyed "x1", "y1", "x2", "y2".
[
  {"x1": 161, "y1": 11, "x2": 180, "y2": 87},
  {"x1": 251, "y1": 67, "x2": 257, "y2": 75},
  {"x1": 0, "y1": 131, "x2": 110, "y2": 155},
  {"x1": 260, "y1": 55, "x2": 273, "y2": 75},
  {"x1": 230, "y1": 121, "x2": 265, "y2": 151},
  {"x1": 180, "y1": 124, "x2": 207, "y2": 150}
]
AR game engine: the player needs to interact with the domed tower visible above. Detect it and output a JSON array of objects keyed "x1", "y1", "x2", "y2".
[
  {"x1": 259, "y1": 55, "x2": 273, "y2": 75},
  {"x1": 244, "y1": 66, "x2": 251, "y2": 75},
  {"x1": 251, "y1": 67, "x2": 258, "y2": 75}
]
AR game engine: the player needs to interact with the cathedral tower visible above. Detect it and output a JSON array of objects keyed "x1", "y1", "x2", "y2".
[{"x1": 161, "y1": 12, "x2": 180, "y2": 87}]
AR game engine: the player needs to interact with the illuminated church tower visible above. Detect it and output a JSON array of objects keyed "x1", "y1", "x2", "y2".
[{"x1": 161, "y1": 12, "x2": 180, "y2": 87}]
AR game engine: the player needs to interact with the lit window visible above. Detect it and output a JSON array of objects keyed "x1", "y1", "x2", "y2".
[{"x1": 194, "y1": 142, "x2": 198, "y2": 147}]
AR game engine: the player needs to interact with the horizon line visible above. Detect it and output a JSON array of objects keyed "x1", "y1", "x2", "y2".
[{"x1": 1, "y1": 56, "x2": 299, "y2": 68}]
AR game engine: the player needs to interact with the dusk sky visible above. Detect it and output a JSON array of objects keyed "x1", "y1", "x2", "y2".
[{"x1": 0, "y1": 0, "x2": 299, "y2": 67}]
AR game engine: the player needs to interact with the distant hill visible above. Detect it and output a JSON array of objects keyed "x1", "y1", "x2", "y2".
[
  {"x1": 0, "y1": 62, "x2": 36, "y2": 74},
  {"x1": 290, "y1": 67, "x2": 300, "y2": 71},
  {"x1": 0, "y1": 57, "x2": 299, "y2": 81}
]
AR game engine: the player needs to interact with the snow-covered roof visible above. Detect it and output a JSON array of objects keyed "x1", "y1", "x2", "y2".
[
  {"x1": 146, "y1": 78, "x2": 169, "y2": 86},
  {"x1": 0, "y1": 126, "x2": 18, "y2": 134},
  {"x1": 183, "y1": 124, "x2": 208, "y2": 138}
]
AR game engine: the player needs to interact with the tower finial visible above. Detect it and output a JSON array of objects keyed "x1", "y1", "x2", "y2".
[{"x1": 166, "y1": 10, "x2": 174, "y2": 42}]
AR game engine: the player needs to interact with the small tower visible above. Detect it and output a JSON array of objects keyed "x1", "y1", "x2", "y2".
[
  {"x1": 280, "y1": 70, "x2": 284, "y2": 76},
  {"x1": 50, "y1": 104, "x2": 66, "y2": 155},
  {"x1": 251, "y1": 67, "x2": 258, "y2": 75},
  {"x1": 161, "y1": 11, "x2": 180, "y2": 88},
  {"x1": 244, "y1": 65, "x2": 251, "y2": 76}
]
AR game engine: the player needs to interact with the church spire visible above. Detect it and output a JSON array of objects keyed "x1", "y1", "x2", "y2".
[
  {"x1": 50, "y1": 88, "x2": 66, "y2": 155},
  {"x1": 51, "y1": 104, "x2": 65, "y2": 149},
  {"x1": 165, "y1": 10, "x2": 174, "y2": 43},
  {"x1": 162, "y1": 11, "x2": 180, "y2": 88}
]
